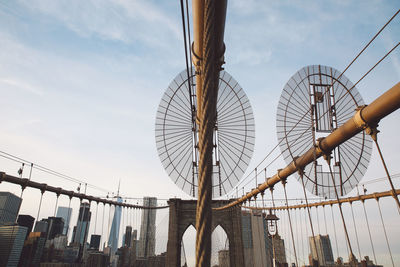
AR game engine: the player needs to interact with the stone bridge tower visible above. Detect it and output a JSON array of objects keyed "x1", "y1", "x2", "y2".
[{"x1": 166, "y1": 199, "x2": 244, "y2": 266}]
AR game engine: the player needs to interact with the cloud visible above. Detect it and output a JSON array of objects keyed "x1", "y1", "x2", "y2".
[
  {"x1": 0, "y1": 77, "x2": 44, "y2": 95},
  {"x1": 382, "y1": 33, "x2": 400, "y2": 80},
  {"x1": 17, "y1": 0, "x2": 181, "y2": 46}
]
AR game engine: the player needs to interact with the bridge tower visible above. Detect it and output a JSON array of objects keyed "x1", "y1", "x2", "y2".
[{"x1": 166, "y1": 199, "x2": 244, "y2": 267}]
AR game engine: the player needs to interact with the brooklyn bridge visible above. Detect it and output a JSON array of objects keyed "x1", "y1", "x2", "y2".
[{"x1": 0, "y1": 1, "x2": 399, "y2": 267}]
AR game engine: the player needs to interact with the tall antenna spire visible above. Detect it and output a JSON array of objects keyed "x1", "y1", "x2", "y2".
[{"x1": 117, "y1": 179, "x2": 121, "y2": 197}]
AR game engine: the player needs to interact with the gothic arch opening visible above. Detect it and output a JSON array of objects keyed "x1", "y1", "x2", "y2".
[
  {"x1": 212, "y1": 225, "x2": 229, "y2": 266},
  {"x1": 181, "y1": 224, "x2": 196, "y2": 267}
]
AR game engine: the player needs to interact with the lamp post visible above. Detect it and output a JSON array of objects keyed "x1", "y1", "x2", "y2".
[{"x1": 265, "y1": 210, "x2": 280, "y2": 267}]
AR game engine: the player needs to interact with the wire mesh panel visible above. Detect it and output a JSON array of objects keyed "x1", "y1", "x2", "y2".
[
  {"x1": 276, "y1": 65, "x2": 372, "y2": 198},
  {"x1": 156, "y1": 70, "x2": 255, "y2": 198}
]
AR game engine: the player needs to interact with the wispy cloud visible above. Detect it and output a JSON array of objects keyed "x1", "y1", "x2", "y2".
[
  {"x1": 382, "y1": 33, "x2": 400, "y2": 80},
  {"x1": 0, "y1": 78, "x2": 43, "y2": 95},
  {"x1": 17, "y1": 0, "x2": 181, "y2": 46}
]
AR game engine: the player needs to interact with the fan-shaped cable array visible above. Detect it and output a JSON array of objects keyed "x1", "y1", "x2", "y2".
[
  {"x1": 156, "y1": 70, "x2": 255, "y2": 198},
  {"x1": 276, "y1": 65, "x2": 372, "y2": 198}
]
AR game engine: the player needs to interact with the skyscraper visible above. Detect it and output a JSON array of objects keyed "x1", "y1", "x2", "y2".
[
  {"x1": 241, "y1": 210, "x2": 286, "y2": 267},
  {"x1": 267, "y1": 233, "x2": 286, "y2": 266},
  {"x1": 250, "y1": 210, "x2": 268, "y2": 267},
  {"x1": 46, "y1": 217, "x2": 64, "y2": 240},
  {"x1": 90, "y1": 234, "x2": 101, "y2": 250},
  {"x1": 72, "y1": 202, "x2": 91, "y2": 246},
  {"x1": 17, "y1": 214, "x2": 35, "y2": 240},
  {"x1": 138, "y1": 197, "x2": 157, "y2": 258},
  {"x1": 34, "y1": 220, "x2": 48, "y2": 233},
  {"x1": 108, "y1": 196, "x2": 122, "y2": 253},
  {"x1": 19, "y1": 232, "x2": 47, "y2": 266},
  {"x1": 0, "y1": 225, "x2": 27, "y2": 266},
  {"x1": 0, "y1": 192, "x2": 22, "y2": 226},
  {"x1": 124, "y1": 225, "x2": 132, "y2": 247},
  {"x1": 309, "y1": 234, "x2": 334, "y2": 266},
  {"x1": 56, "y1": 206, "x2": 72, "y2": 235}
]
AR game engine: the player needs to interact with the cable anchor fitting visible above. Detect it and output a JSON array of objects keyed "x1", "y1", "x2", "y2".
[
  {"x1": 354, "y1": 105, "x2": 380, "y2": 141},
  {"x1": 191, "y1": 43, "x2": 202, "y2": 74},
  {"x1": 316, "y1": 137, "x2": 332, "y2": 163}
]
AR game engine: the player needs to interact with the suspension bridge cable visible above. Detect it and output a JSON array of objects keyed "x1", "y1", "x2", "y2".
[
  {"x1": 269, "y1": 188, "x2": 277, "y2": 267},
  {"x1": 298, "y1": 206, "x2": 305, "y2": 263},
  {"x1": 245, "y1": 188, "x2": 400, "y2": 211},
  {"x1": 350, "y1": 203, "x2": 362, "y2": 260},
  {"x1": 232, "y1": 36, "x2": 400, "y2": 197},
  {"x1": 361, "y1": 200, "x2": 377, "y2": 264},
  {"x1": 235, "y1": 11, "x2": 400, "y2": 192},
  {"x1": 261, "y1": 193, "x2": 273, "y2": 266},
  {"x1": 19, "y1": 185, "x2": 25, "y2": 199},
  {"x1": 376, "y1": 199, "x2": 395, "y2": 267},
  {"x1": 194, "y1": 0, "x2": 223, "y2": 265},
  {"x1": 54, "y1": 194, "x2": 59, "y2": 217},
  {"x1": 95, "y1": 202, "x2": 98, "y2": 234},
  {"x1": 282, "y1": 180, "x2": 299, "y2": 267},
  {"x1": 330, "y1": 204, "x2": 340, "y2": 260},
  {"x1": 322, "y1": 205, "x2": 328, "y2": 235},
  {"x1": 66, "y1": 197, "x2": 72, "y2": 236},
  {"x1": 76, "y1": 199, "x2": 83, "y2": 245},
  {"x1": 298, "y1": 170, "x2": 320, "y2": 264},
  {"x1": 102, "y1": 204, "x2": 105, "y2": 249},
  {"x1": 329, "y1": 8, "x2": 400, "y2": 89},
  {"x1": 36, "y1": 190, "x2": 44, "y2": 224},
  {"x1": 371, "y1": 133, "x2": 400, "y2": 213},
  {"x1": 107, "y1": 204, "x2": 111, "y2": 246},
  {"x1": 293, "y1": 207, "x2": 302, "y2": 265},
  {"x1": 238, "y1": 114, "x2": 315, "y2": 190},
  {"x1": 0, "y1": 150, "x2": 109, "y2": 193},
  {"x1": 180, "y1": 0, "x2": 195, "y2": 120},
  {"x1": 327, "y1": 163, "x2": 355, "y2": 260},
  {"x1": 346, "y1": 41, "x2": 400, "y2": 95},
  {"x1": 236, "y1": 107, "x2": 313, "y2": 189},
  {"x1": 315, "y1": 206, "x2": 321, "y2": 234}
]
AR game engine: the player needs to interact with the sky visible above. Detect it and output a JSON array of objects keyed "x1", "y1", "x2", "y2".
[{"x1": 0, "y1": 0, "x2": 399, "y2": 266}]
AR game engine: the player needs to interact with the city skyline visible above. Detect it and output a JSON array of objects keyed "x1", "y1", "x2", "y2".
[{"x1": 0, "y1": 0, "x2": 399, "y2": 266}]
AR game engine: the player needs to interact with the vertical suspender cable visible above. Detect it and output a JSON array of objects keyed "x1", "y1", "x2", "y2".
[
  {"x1": 107, "y1": 204, "x2": 112, "y2": 246},
  {"x1": 299, "y1": 206, "x2": 306, "y2": 263},
  {"x1": 376, "y1": 199, "x2": 395, "y2": 267},
  {"x1": 94, "y1": 202, "x2": 98, "y2": 234},
  {"x1": 330, "y1": 204, "x2": 340, "y2": 259},
  {"x1": 66, "y1": 196, "x2": 72, "y2": 236},
  {"x1": 327, "y1": 163, "x2": 355, "y2": 261},
  {"x1": 303, "y1": 207, "x2": 309, "y2": 258},
  {"x1": 350, "y1": 203, "x2": 361, "y2": 260},
  {"x1": 372, "y1": 136, "x2": 400, "y2": 213},
  {"x1": 362, "y1": 200, "x2": 377, "y2": 264},
  {"x1": 322, "y1": 205, "x2": 328, "y2": 234},
  {"x1": 282, "y1": 180, "x2": 299, "y2": 267},
  {"x1": 315, "y1": 206, "x2": 321, "y2": 234},
  {"x1": 102, "y1": 203, "x2": 105, "y2": 249},
  {"x1": 54, "y1": 194, "x2": 59, "y2": 216},
  {"x1": 298, "y1": 171, "x2": 320, "y2": 264},
  {"x1": 293, "y1": 207, "x2": 302, "y2": 266},
  {"x1": 36, "y1": 190, "x2": 44, "y2": 224},
  {"x1": 270, "y1": 188, "x2": 277, "y2": 266}
]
